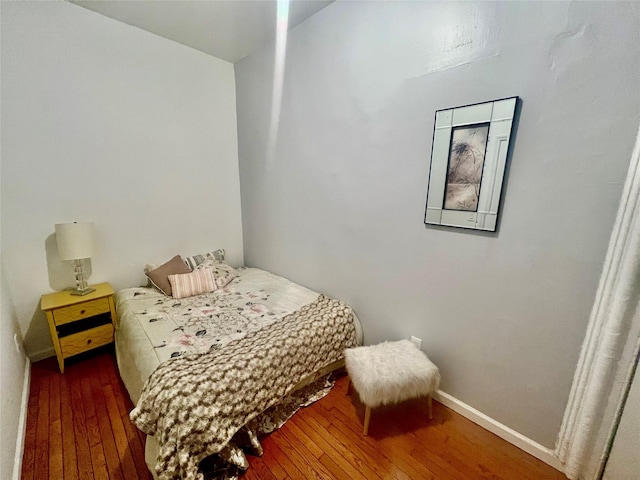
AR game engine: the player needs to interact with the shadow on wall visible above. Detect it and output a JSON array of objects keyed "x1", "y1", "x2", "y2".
[
  {"x1": 23, "y1": 306, "x2": 51, "y2": 360},
  {"x1": 22, "y1": 234, "x2": 94, "y2": 360}
]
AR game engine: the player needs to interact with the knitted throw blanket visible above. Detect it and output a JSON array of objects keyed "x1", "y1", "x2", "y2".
[{"x1": 130, "y1": 295, "x2": 357, "y2": 480}]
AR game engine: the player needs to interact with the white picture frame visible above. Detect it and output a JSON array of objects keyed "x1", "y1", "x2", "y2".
[{"x1": 424, "y1": 97, "x2": 518, "y2": 232}]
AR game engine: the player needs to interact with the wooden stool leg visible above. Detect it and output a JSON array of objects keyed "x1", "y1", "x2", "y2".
[
  {"x1": 363, "y1": 405, "x2": 371, "y2": 436},
  {"x1": 427, "y1": 395, "x2": 433, "y2": 420}
]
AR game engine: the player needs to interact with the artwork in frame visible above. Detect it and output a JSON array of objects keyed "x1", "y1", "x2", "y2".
[
  {"x1": 424, "y1": 97, "x2": 518, "y2": 231},
  {"x1": 444, "y1": 123, "x2": 490, "y2": 212}
]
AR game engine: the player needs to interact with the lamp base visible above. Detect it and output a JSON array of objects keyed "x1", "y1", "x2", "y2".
[{"x1": 70, "y1": 286, "x2": 96, "y2": 296}]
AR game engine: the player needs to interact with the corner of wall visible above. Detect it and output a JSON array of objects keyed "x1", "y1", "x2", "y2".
[{"x1": 1, "y1": 258, "x2": 30, "y2": 480}]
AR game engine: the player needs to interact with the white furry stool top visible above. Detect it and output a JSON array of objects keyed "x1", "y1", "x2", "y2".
[{"x1": 344, "y1": 339, "x2": 440, "y2": 435}]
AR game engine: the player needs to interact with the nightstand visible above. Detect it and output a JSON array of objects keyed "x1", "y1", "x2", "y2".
[{"x1": 41, "y1": 282, "x2": 117, "y2": 373}]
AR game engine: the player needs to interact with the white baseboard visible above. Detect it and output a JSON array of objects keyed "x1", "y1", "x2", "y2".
[
  {"x1": 433, "y1": 389, "x2": 564, "y2": 473},
  {"x1": 13, "y1": 357, "x2": 31, "y2": 480},
  {"x1": 29, "y1": 347, "x2": 54, "y2": 363}
]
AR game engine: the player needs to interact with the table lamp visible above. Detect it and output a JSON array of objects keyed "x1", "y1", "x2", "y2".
[{"x1": 55, "y1": 222, "x2": 96, "y2": 295}]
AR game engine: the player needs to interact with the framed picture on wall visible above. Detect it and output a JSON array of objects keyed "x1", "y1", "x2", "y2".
[{"x1": 424, "y1": 97, "x2": 518, "y2": 232}]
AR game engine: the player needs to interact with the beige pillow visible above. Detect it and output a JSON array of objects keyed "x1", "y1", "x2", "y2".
[
  {"x1": 146, "y1": 255, "x2": 191, "y2": 296},
  {"x1": 144, "y1": 264, "x2": 159, "y2": 274},
  {"x1": 143, "y1": 263, "x2": 160, "y2": 287},
  {"x1": 195, "y1": 259, "x2": 238, "y2": 289},
  {"x1": 168, "y1": 268, "x2": 217, "y2": 299}
]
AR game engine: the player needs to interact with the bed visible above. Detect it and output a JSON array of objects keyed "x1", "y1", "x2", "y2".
[{"x1": 114, "y1": 254, "x2": 363, "y2": 480}]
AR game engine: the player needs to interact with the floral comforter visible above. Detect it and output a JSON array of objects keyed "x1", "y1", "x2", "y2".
[{"x1": 115, "y1": 267, "x2": 320, "y2": 404}]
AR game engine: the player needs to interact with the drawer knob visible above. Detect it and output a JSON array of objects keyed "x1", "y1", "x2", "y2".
[
  {"x1": 87, "y1": 339, "x2": 92, "y2": 345},
  {"x1": 80, "y1": 309, "x2": 86, "y2": 315}
]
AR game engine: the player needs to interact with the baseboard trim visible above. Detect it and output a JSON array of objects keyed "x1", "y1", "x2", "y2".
[
  {"x1": 433, "y1": 389, "x2": 564, "y2": 472},
  {"x1": 29, "y1": 347, "x2": 54, "y2": 363},
  {"x1": 13, "y1": 357, "x2": 31, "y2": 480}
]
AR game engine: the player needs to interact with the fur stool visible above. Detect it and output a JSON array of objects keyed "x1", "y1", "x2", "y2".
[{"x1": 344, "y1": 339, "x2": 440, "y2": 435}]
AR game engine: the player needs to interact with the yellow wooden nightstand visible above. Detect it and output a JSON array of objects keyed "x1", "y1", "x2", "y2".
[{"x1": 41, "y1": 282, "x2": 117, "y2": 373}]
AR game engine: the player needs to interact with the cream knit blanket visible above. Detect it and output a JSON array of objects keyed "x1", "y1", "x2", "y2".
[{"x1": 131, "y1": 294, "x2": 357, "y2": 480}]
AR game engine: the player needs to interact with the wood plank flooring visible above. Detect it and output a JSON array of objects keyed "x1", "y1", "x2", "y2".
[
  {"x1": 22, "y1": 348, "x2": 151, "y2": 480},
  {"x1": 22, "y1": 349, "x2": 567, "y2": 479}
]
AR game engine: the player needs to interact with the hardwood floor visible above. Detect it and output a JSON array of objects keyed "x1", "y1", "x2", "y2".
[
  {"x1": 22, "y1": 348, "x2": 151, "y2": 480},
  {"x1": 22, "y1": 349, "x2": 567, "y2": 480}
]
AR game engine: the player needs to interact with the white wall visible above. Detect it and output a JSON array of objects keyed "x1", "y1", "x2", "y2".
[
  {"x1": 1, "y1": 1, "x2": 243, "y2": 358},
  {"x1": 1, "y1": 263, "x2": 29, "y2": 478},
  {"x1": 235, "y1": 1, "x2": 640, "y2": 448}
]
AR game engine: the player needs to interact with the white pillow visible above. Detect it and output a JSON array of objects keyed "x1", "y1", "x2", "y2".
[{"x1": 195, "y1": 259, "x2": 238, "y2": 289}]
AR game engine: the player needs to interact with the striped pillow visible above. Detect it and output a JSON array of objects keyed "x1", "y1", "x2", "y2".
[
  {"x1": 183, "y1": 249, "x2": 226, "y2": 270},
  {"x1": 168, "y1": 268, "x2": 217, "y2": 299}
]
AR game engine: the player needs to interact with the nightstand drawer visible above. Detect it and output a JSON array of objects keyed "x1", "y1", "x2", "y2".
[
  {"x1": 59, "y1": 323, "x2": 114, "y2": 357},
  {"x1": 53, "y1": 298, "x2": 111, "y2": 326}
]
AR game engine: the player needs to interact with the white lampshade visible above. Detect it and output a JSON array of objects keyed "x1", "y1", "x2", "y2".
[{"x1": 55, "y1": 222, "x2": 96, "y2": 260}]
